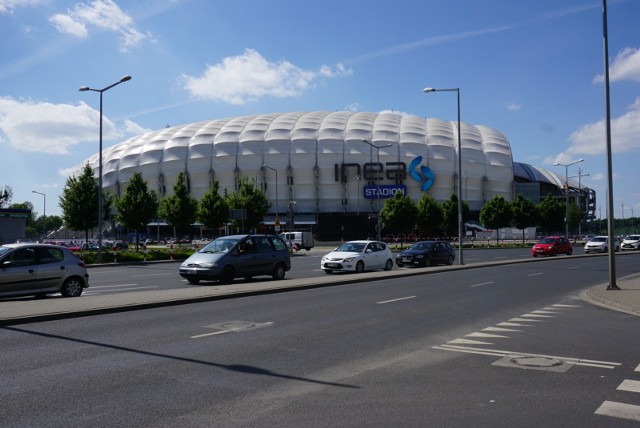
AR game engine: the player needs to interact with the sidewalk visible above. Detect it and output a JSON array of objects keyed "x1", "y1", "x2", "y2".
[{"x1": 1, "y1": 253, "x2": 639, "y2": 324}]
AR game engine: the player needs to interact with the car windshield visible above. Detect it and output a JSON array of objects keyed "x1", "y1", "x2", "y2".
[
  {"x1": 0, "y1": 247, "x2": 10, "y2": 257},
  {"x1": 592, "y1": 237, "x2": 607, "y2": 242},
  {"x1": 201, "y1": 238, "x2": 240, "y2": 253},
  {"x1": 539, "y1": 238, "x2": 557, "y2": 244},
  {"x1": 625, "y1": 235, "x2": 640, "y2": 240},
  {"x1": 335, "y1": 242, "x2": 366, "y2": 253},
  {"x1": 410, "y1": 242, "x2": 433, "y2": 251}
]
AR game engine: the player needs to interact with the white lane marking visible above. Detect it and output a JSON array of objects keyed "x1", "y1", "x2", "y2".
[
  {"x1": 527, "y1": 272, "x2": 544, "y2": 277},
  {"x1": 377, "y1": 296, "x2": 416, "y2": 304},
  {"x1": 595, "y1": 401, "x2": 640, "y2": 422},
  {"x1": 435, "y1": 344, "x2": 621, "y2": 369},
  {"x1": 552, "y1": 304, "x2": 581, "y2": 308},
  {"x1": 509, "y1": 318, "x2": 545, "y2": 323},
  {"x1": 447, "y1": 338, "x2": 494, "y2": 345},
  {"x1": 531, "y1": 310, "x2": 558, "y2": 315},
  {"x1": 84, "y1": 286, "x2": 157, "y2": 295},
  {"x1": 520, "y1": 313, "x2": 554, "y2": 318},
  {"x1": 636, "y1": 363, "x2": 640, "y2": 372},
  {"x1": 497, "y1": 322, "x2": 530, "y2": 327},
  {"x1": 191, "y1": 322, "x2": 274, "y2": 339},
  {"x1": 131, "y1": 273, "x2": 173, "y2": 277},
  {"x1": 618, "y1": 379, "x2": 640, "y2": 393},
  {"x1": 466, "y1": 332, "x2": 508, "y2": 339},
  {"x1": 88, "y1": 284, "x2": 139, "y2": 289},
  {"x1": 483, "y1": 326, "x2": 521, "y2": 332},
  {"x1": 471, "y1": 281, "x2": 494, "y2": 288}
]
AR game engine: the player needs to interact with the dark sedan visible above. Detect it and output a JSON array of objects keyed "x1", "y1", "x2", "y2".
[{"x1": 396, "y1": 241, "x2": 455, "y2": 267}]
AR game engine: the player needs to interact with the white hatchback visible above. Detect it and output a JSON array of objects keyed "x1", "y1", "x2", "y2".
[
  {"x1": 584, "y1": 236, "x2": 619, "y2": 253},
  {"x1": 321, "y1": 240, "x2": 394, "y2": 274}
]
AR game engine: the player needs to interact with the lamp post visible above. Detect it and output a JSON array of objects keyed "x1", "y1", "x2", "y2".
[
  {"x1": 262, "y1": 164, "x2": 278, "y2": 231},
  {"x1": 553, "y1": 159, "x2": 584, "y2": 238},
  {"x1": 31, "y1": 190, "x2": 46, "y2": 241},
  {"x1": 361, "y1": 139, "x2": 392, "y2": 241},
  {"x1": 79, "y1": 75, "x2": 131, "y2": 263},
  {"x1": 423, "y1": 87, "x2": 464, "y2": 265}
]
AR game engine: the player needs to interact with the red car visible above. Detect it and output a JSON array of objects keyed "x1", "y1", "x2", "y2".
[{"x1": 531, "y1": 236, "x2": 573, "y2": 257}]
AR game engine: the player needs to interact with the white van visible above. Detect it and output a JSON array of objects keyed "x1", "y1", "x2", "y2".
[{"x1": 279, "y1": 231, "x2": 314, "y2": 251}]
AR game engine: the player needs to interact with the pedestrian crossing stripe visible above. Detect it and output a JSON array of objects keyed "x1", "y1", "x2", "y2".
[{"x1": 595, "y1": 401, "x2": 640, "y2": 422}]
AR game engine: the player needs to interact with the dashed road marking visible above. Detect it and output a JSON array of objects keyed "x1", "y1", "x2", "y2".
[
  {"x1": 377, "y1": 296, "x2": 416, "y2": 304},
  {"x1": 595, "y1": 401, "x2": 640, "y2": 422}
]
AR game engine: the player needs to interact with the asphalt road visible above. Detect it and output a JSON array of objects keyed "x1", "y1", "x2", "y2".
[
  {"x1": 2, "y1": 255, "x2": 639, "y2": 427},
  {"x1": 84, "y1": 246, "x2": 574, "y2": 295}
]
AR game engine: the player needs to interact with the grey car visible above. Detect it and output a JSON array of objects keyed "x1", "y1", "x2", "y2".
[
  {"x1": 179, "y1": 234, "x2": 291, "y2": 284},
  {"x1": 0, "y1": 243, "x2": 89, "y2": 298}
]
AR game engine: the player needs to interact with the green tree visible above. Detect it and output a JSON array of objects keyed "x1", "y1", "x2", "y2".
[
  {"x1": 511, "y1": 194, "x2": 538, "y2": 243},
  {"x1": 158, "y1": 172, "x2": 198, "y2": 241},
  {"x1": 441, "y1": 193, "x2": 469, "y2": 237},
  {"x1": 567, "y1": 199, "x2": 584, "y2": 235},
  {"x1": 197, "y1": 180, "x2": 229, "y2": 235},
  {"x1": 379, "y1": 191, "x2": 418, "y2": 240},
  {"x1": 225, "y1": 176, "x2": 270, "y2": 232},
  {"x1": 416, "y1": 194, "x2": 443, "y2": 238},
  {"x1": 0, "y1": 185, "x2": 13, "y2": 208},
  {"x1": 114, "y1": 172, "x2": 158, "y2": 250},
  {"x1": 537, "y1": 193, "x2": 565, "y2": 234},
  {"x1": 59, "y1": 164, "x2": 99, "y2": 243},
  {"x1": 479, "y1": 195, "x2": 513, "y2": 243}
]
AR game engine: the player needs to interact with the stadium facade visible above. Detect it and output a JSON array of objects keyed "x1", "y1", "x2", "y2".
[{"x1": 80, "y1": 111, "x2": 595, "y2": 240}]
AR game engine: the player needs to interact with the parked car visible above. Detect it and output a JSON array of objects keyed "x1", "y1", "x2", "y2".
[
  {"x1": 279, "y1": 231, "x2": 314, "y2": 251},
  {"x1": 321, "y1": 240, "x2": 393, "y2": 274},
  {"x1": 179, "y1": 234, "x2": 291, "y2": 285},
  {"x1": 621, "y1": 235, "x2": 640, "y2": 251},
  {"x1": 0, "y1": 243, "x2": 89, "y2": 298},
  {"x1": 531, "y1": 236, "x2": 573, "y2": 257},
  {"x1": 396, "y1": 241, "x2": 455, "y2": 267},
  {"x1": 584, "y1": 235, "x2": 619, "y2": 253}
]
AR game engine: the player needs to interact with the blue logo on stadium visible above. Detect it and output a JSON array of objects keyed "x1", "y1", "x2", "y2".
[{"x1": 409, "y1": 156, "x2": 434, "y2": 191}]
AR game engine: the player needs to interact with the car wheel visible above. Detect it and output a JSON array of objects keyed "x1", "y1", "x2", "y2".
[
  {"x1": 61, "y1": 277, "x2": 84, "y2": 297},
  {"x1": 187, "y1": 278, "x2": 200, "y2": 285},
  {"x1": 272, "y1": 263, "x2": 286, "y2": 280},
  {"x1": 550, "y1": 250, "x2": 557, "y2": 257},
  {"x1": 447, "y1": 255, "x2": 454, "y2": 265},
  {"x1": 219, "y1": 267, "x2": 235, "y2": 285},
  {"x1": 384, "y1": 259, "x2": 393, "y2": 271},
  {"x1": 567, "y1": 248, "x2": 573, "y2": 256},
  {"x1": 422, "y1": 257, "x2": 432, "y2": 267},
  {"x1": 355, "y1": 261, "x2": 365, "y2": 273}
]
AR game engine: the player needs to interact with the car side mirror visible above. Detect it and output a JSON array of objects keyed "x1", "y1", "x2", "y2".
[{"x1": 366, "y1": 249, "x2": 372, "y2": 253}]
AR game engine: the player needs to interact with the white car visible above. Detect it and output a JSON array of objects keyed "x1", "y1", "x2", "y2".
[
  {"x1": 621, "y1": 235, "x2": 640, "y2": 251},
  {"x1": 584, "y1": 235, "x2": 619, "y2": 253},
  {"x1": 321, "y1": 240, "x2": 394, "y2": 273}
]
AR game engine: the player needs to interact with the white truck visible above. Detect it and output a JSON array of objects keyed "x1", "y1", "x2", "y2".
[{"x1": 279, "y1": 231, "x2": 314, "y2": 251}]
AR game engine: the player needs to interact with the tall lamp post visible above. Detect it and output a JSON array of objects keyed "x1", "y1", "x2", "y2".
[
  {"x1": 262, "y1": 164, "x2": 278, "y2": 231},
  {"x1": 31, "y1": 190, "x2": 46, "y2": 240},
  {"x1": 553, "y1": 158, "x2": 584, "y2": 238},
  {"x1": 423, "y1": 87, "x2": 464, "y2": 265},
  {"x1": 79, "y1": 75, "x2": 131, "y2": 263},
  {"x1": 361, "y1": 139, "x2": 391, "y2": 241}
]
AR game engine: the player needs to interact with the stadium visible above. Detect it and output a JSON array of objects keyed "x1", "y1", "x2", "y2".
[{"x1": 80, "y1": 111, "x2": 596, "y2": 241}]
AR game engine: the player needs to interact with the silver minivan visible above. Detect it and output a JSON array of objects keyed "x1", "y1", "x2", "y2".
[{"x1": 179, "y1": 234, "x2": 291, "y2": 284}]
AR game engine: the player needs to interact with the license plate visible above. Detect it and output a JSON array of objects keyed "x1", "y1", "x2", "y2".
[
  {"x1": 402, "y1": 257, "x2": 411, "y2": 262},
  {"x1": 326, "y1": 263, "x2": 338, "y2": 268}
]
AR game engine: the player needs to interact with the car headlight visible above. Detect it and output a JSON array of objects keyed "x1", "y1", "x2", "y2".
[
  {"x1": 416, "y1": 255, "x2": 424, "y2": 259},
  {"x1": 344, "y1": 257, "x2": 355, "y2": 262},
  {"x1": 200, "y1": 262, "x2": 217, "y2": 268}
]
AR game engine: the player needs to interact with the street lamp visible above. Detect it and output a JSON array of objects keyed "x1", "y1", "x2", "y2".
[
  {"x1": 31, "y1": 190, "x2": 46, "y2": 240},
  {"x1": 423, "y1": 87, "x2": 464, "y2": 265},
  {"x1": 79, "y1": 75, "x2": 131, "y2": 262},
  {"x1": 361, "y1": 139, "x2": 392, "y2": 241},
  {"x1": 262, "y1": 164, "x2": 278, "y2": 231},
  {"x1": 553, "y1": 159, "x2": 584, "y2": 238}
]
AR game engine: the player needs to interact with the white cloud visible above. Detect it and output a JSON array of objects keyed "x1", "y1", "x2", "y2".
[
  {"x1": 507, "y1": 102, "x2": 521, "y2": 111},
  {"x1": 0, "y1": 97, "x2": 144, "y2": 155},
  {"x1": 48, "y1": 0, "x2": 151, "y2": 51},
  {"x1": 546, "y1": 96, "x2": 640, "y2": 164},
  {"x1": 123, "y1": 118, "x2": 151, "y2": 135},
  {"x1": 0, "y1": 0, "x2": 46, "y2": 14},
  {"x1": 182, "y1": 49, "x2": 349, "y2": 105},
  {"x1": 593, "y1": 47, "x2": 640, "y2": 83}
]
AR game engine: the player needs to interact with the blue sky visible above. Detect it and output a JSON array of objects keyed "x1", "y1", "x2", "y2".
[{"x1": 1, "y1": 0, "x2": 639, "y2": 223}]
